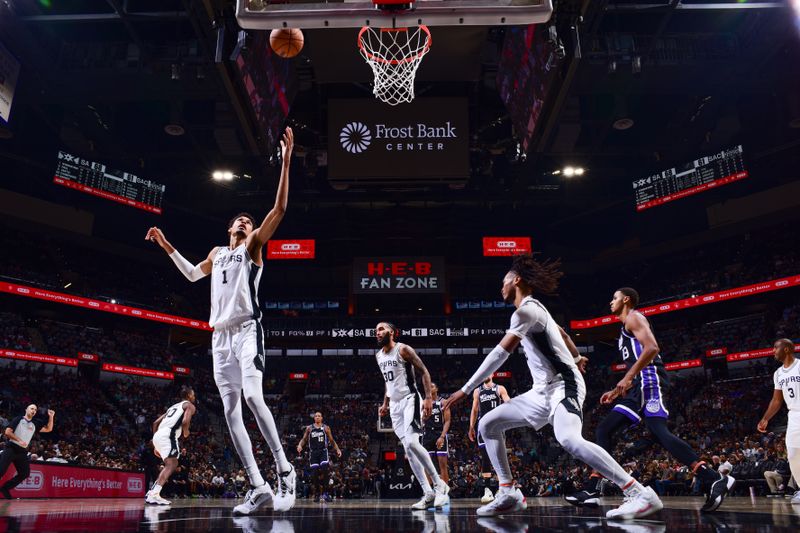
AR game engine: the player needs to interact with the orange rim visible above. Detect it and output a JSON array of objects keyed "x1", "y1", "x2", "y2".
[{"x1": 358, "y1": 25, "x2": 431, "y2": 65}]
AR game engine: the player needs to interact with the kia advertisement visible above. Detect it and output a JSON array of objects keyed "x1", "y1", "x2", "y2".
[
  {"x1": 0, "y1": 462, "x2": 145, "y2": 498},
  {"x1": 328, "y1": 98, "x2": 468, "y2": 182},
  {"x1": 267, "y1": 239, "x2": 315, "y2": 260},
  {"x1": 352, "y1": 257, "x2": 445, "y2": 294},
  {"x1": 483, "y1": 236, "x2": 532, "y2": 257}
]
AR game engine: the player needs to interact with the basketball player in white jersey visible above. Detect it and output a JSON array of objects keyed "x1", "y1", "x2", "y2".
[
  {"x1": 375, "y1": 322, "x2": 450, "y2": 510},
  {"x1": 146, "y1": 386, "x2": 196, "y2": 505},
  {"x1": 443, "y1": 255, "x2": 662, "y2": 519},
  {"x1": 758, "y1": 338, "x2": 800, "y2": 504},
  {"x1": 145, "y1": 127, "x2": 296, "y2": 515}
]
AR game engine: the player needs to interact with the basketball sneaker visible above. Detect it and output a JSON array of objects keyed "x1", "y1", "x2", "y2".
[
  {"x1": 433, "y1": 481, "x2": 450, "y2": 508},
  {"x1": 790, "y1": 490, "x2": 800, "y2": 504},
  {"x1": 145, "y1": 490, "x2": 171, "y2": 505},
  {"x1": 233, "y1": 483, "x2": 274, "y2": 515},
  {"x1": 476, "y1": 488, "x2": 527, "y2": 516},
  {"x1": 0, "y1": 487, "x2": 11, "y2": 500},
  {"x1": 702, "y1": 474, "x2": 735, "y2": 512},
  {"x1": 481, "y1": 487, "x2": 495, "y2": 504},
  {"x1": 564, "y1": 489, "x2": 600, "y2": 508},
  {"x1": 273, "y1": 467, "x2": 297, "y2": 512},
  {"x1": 606, "y1": 486, "x2": 663, "y2": 520},
  {"x1": 411, "y1": 492, "x2": 436, "y2": 510}
]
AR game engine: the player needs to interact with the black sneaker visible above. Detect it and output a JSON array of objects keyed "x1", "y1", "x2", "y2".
[
  {"x1": 564, "y1": 489, "x2": 600, "y2": 508},
  {"x1": 702, "y1": 474, "x2": 735, "y2": 512},
  {"x1": 1, "y1": 487, "x2": 11, "y2": 500}
]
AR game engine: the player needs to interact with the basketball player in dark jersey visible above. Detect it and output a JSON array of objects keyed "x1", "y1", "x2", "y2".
[
  {"x1": 566, "y1": 287, "x2": 734, "y2": 512},
  {"x1": 297, "y1": 412, "x2": 341, "y2": 502},
  {"x1": 422, "y1": 383, "x2": 451, "y2": 484},
  {"x1": 470, "y1": 377, "x2": 510, "y2": 503}
]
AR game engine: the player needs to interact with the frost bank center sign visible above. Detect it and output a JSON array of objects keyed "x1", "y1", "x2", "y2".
[{"x1": 329, "y1": 98, "x2": 468, "y2": 180}]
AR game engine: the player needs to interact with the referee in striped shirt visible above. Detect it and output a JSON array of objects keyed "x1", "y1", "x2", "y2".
[{"x1": 1, "y1": 404, "x2": 54, "y2": 499}]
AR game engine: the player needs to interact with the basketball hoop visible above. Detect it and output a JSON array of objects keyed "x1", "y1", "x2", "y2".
[{"x1": 358, "y1": 25, "x2": 432, "y2": 105}]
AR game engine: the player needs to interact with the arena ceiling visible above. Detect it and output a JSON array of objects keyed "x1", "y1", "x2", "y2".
[{"x1": 0, "y1": 0, "x2": 798, "y2": 220}]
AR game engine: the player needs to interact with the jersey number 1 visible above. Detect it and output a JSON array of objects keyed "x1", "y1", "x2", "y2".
[{"x1": 222, "y1": 270, "x2": 228, "y2": 284}]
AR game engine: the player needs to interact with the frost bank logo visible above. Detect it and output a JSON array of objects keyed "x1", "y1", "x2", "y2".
[{"x1": 339, "y1": 122, "x2": 372, "y2": 153}]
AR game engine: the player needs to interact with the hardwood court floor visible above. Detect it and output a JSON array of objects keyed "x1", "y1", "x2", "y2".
[{"x1": 0, "y1": 496, "x2": 798, "y2": 532}]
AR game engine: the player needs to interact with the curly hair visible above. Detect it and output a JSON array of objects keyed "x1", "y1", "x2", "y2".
[{"x1": 509, "y1": 254, "x2": 563, "y2": 296}]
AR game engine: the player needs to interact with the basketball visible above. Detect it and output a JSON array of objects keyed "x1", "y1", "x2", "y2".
[{"x1": 270, "y1": 28, "x2": 304, "y2": 58}]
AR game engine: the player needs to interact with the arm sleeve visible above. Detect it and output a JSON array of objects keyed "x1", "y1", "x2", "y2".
[
  {"x1": 169, "y1": 250, "x2": 208, "y2": 282},
  {"x1": 460, "y1": 345, "x2": 511, "y2": 394}
]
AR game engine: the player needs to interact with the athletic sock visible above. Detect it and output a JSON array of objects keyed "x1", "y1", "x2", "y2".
[{"x1": 621, "y1": 479, "x2": 644, "y2": 496}]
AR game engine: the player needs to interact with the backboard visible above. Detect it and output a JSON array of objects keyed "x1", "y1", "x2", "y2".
[{"x1": 236, "y1": 0, "x2": 554, "y2": 30}]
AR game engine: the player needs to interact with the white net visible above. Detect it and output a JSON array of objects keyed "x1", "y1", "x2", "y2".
[{"x1": 358, "y1": 25, "x2": 432, "y2": 106}]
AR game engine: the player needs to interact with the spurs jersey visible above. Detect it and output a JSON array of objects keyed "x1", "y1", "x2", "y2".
[
  {"x1": 507, "y1": 296, "x2": 579, "y2": 386},
  {"x1": 618, "y1": 312, "x2": 668, "y2": 389},
  {"x1": 774, "y1": 359, "x2": 800, "y2": 413},
  {"x1": 209, "y1": 244, "x2": 262, "y2": 328},
  {"x1": 478, "y1": 384, "x2": 501, "y2": 420},
  {"x1": 156, "y1": 401, "x2": 188, "y2": 436},
  {"x1": 309, "y1": 424, "x2": 329, "y2": 452},
  {"x1": 376, "y1": 343, "x2": 417, "y2": 402}
]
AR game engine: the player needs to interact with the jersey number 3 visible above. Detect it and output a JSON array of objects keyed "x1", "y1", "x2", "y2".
[{"x1": 383, "y1": 371, "x2": 395, "y2": 382}]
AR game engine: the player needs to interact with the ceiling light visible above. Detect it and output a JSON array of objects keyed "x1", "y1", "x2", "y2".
[
  {"x1": 613, "y1": 118, "x2": 635, "y2": 130},
  {"x1": 164, "y1": 124, "x2": 185, "y2": 136},
  {"x1": 212, "y1": 171, "x2": 224, "y2": 181},
  {"x1": 552, "y1": 169, "x2": 561, "y2": 175},
  {"x1": 563, "y1": 166, "x2": 575, "y2": 177},
  {"x1": 223, "y1": 171, "x2": 234, "y2": 181},
  {"x1": 110, "y1": 299, "x2": 117, "y2": 304},
  {"x1": 574, "y1": 167, "x2": 584, "y2": 176},
  {"x1": 63, "y1": 282, "x2": 72, "y2": 289}
]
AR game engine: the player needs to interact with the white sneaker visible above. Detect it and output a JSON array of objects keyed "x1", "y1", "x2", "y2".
[
  {"x1": 791, "y1": 490, "x2": 800, "y2": 504},
  {"x1": 145, "y1": 491, "x2": 171, "y2": 505},
  {"x1": 273, "y1": 467, "x2": 297, "y2": 512},
  {"x1": 433, "y1": 481, "x2": 450, "y2": 508},
  {"x1": 606, "y1": 486, "x2": 663, "y2": 520},
  {"x1": 233, "y1": 483, "x2": 274, "y2": 515},
  {"x1": 476, "y1": 488, "x2": 526, "y2": 516},
  {"x1": 411, "y1": 492, "x2": 436, "y2": 510},
  {"x1": 481, "y1": 487, "x2": 495, "y2": 504}
]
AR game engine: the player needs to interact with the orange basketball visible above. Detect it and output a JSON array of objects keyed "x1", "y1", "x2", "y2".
[{"x1": 270, "y1": 28, "x2": 304, "y2": 59}]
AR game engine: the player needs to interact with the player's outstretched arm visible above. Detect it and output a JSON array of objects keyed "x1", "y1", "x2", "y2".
[
  {"x1": 468, "y1": 389, "x2": 480, "y2": 441},
  {"x1": 498, "y1": 385, "x2": 511, "y2": 403},
  {"x1": 152, "y1": 414, "x2": 165, "y2": 434},
  {"x1": 758, "y1": 389, "x2": 785, "y2": 432},
  {"x1": 559, "y1": 326, "x2": 588, "y2": 374},
  {"x1": 297, "y1": 426, "x2": 310, "y2": 453},
  {"x1": 326, "y1": 426, "x2": 342, "y2": 457},
  {"x1": 399, "y1": 344, "x2": 434, "y2": 417},
  {"x1": 146, "y1": 227, "x2": 215, "y2": 282},
  {"x1": 444, "y1": 332, "x2": 520, "y2": 411},
  {"x1": 40, "y1": 410, "x2": 55, "y2": 433},
  {"x1": 614, "y1": 313, "x2": 660, "y2": 397},
  {"x1": 251, "y1": 127, "x2": 294, "y2": 248},
  {"x1": 182, "y1": 403, "x2": 196, "y2": 438}
]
